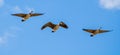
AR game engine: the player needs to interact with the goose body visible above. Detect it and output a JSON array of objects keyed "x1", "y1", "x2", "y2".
[
  {"x1": 52, "y1": 25, "x2": 60, "y2": 32},
  {"x1": 41, "y1": 21, "x2": 68, "y2": 32},
  {"x1": 21, "y1": 14, "x2": 31, "y2": 21},
  {"x1": 12, "y1": 11, "x2": 43, "y2": 22},
  {"x1": 83, "y1": 27, "x2": 110, "y2": 37}
]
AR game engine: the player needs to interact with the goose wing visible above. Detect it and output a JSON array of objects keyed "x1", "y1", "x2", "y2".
[
  {"x1": 83, "y1": 29, "x2": 96, "y2": 33},
  {"x1": 99, "y1": 30, "x2": 110, "y2": 33},
  {"x1": 30, "y1": 13, "x2": 43, "y2": 17},
  {"x1": 41, "y1": 22, "x2": 56, "y2": 30},
  {"x1": 12, "y1": 13, "x2": 27, "y2": 18},
  {"x1": 59, "y1": 22, "x2": 68, "y2": 29}
]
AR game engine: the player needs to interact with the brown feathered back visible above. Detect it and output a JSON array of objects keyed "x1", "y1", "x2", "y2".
[{"x1": 41, "y1": 22, "x2": 56, "y2": 30}]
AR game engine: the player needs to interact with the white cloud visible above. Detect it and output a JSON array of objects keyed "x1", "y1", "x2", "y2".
[
  {"x1": 11, "y1": 6, "x2": 35, "y2": 13},
  {"x1": 12, "y1": 6, "x2": 23, "y2": 13},
  {"x1": 100, "y1": 0, "x2": 120, "y2": 9},
  {"x1": 0, "y1": 0, "x2": 4, "y2": 7},
  {"x1": 0, "y1": 26, "x2": 21, "y2": 45},
  {"x1": 25, "y1": 7, "x2": 35, "y2": 12}
]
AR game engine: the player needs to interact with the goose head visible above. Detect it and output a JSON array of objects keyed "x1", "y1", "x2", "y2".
[
  {"x1": 58, "y1": 21, "x2": 63, "y2": 25},
  {"x1": 98, "y1": 27, "x2": 102, "y2": 30},
  {"x1": 29, "y1": 11, "x2": 33, "y2": 15}
]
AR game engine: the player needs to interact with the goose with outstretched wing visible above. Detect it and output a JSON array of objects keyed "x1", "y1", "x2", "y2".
[
  {"x1": 41, "y1": 21, "x2": 68, "y2": 32},
  {"x1": 83, "y1": 27, "x2": 111, "y2": 37},
  {"x1": 12, "y1": 11, "x2": 43, "y2": 22}
]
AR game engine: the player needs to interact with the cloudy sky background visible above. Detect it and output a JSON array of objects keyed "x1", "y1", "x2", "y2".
[
  {"x1": 0, "y1": 0, "x2": 120, "y2": 55},
  {"x1": 100, "y1": 0, "x2": 120, "y2": 9}
]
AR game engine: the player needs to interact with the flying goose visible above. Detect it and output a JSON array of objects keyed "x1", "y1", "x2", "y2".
[
  {"x1": 12, "y1": 11, "x2": 43, "y2": 22},
  {"x1": 82, "y1": 27, "x2": 111, "y2": 37},
  {"x1": 41, "y1": 21, "x2": 68, "y2": 32}
]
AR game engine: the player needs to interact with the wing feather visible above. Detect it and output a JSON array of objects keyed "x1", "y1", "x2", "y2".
[
  {"x1": 83, "y1": 29, "x2": 96, "y2": 33},
  {"x1": 41, "y1": 22, "x2": 55, "y2": 30},
  {"x1": 30, "y1": 13, "x2": 43, "y2": 17},
  {"x1": 59, "y1": 22, "x2": 68, "y2": 29},
  {"x1": 12, "y1": 13, "x2": 27, "y2": 18},
  {"x1": 99, "y1": 30, "x2": 110, "y2": 33}
]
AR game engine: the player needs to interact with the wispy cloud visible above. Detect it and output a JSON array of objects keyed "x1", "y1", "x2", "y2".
[
  {"x1": 1, "y1": 2, "x2": 35, "y2": 15},
  {"x1": 100, "y1": 0, "x2": 120, "y2": 9},
  {"x1": 0, "y1": 26, "x2": 21, "y2": 45},
  {"x1": 13, "y1": 6, "x2": 23, "y2": 12},
  {"x1": 25, "y1": 7, "x2": 35, "y2": 12},
  {"x1": 11, "y1": 6, "x2": 35, "y2": 13},
  {"x1": 0, "y1": 0, "x2": 4, "y2": 7}
]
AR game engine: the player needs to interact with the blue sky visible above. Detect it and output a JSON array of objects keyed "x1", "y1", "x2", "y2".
[{"x1": 0, "y1": 0, "x2": 120, "y2": 55}]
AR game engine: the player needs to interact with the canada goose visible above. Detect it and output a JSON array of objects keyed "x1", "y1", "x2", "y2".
[
  {"x1": 12, "y1": 11, "x2": 43, "y2": 22},
  {"x1": 82, "y1": 27, "x2": 111, "y2": 37},
  {"x1": 41, "y1": 21, "x2": 68, "y2": 32}
]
